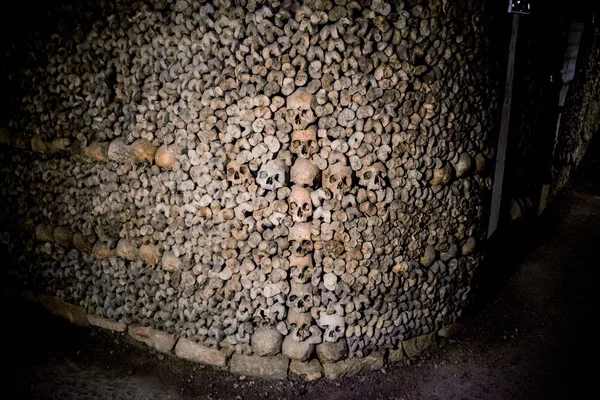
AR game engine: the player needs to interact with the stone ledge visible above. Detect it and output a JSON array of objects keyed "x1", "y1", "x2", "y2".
[
  {"x1": 229, "y1": 354, "x2": 289, "y2": 379},
  {"x1": 290, "y1": 359, "x2": 323, "y2": 381},
  {"x1": 402, "y1": 332, "x2": 436, "y2": 359},
  {"x1": 322, "y1": 352, "x2": 385, "y2": 379},
  {"x1": 128, "y1": 324, "x2": 176, "y2": 354},
  {"x1": 38, "y1": 294, "x2": 89, "y2": 326},
  {"x1": 87, "y1": 314, "x2": 127, "y2": 332},
  {"x1": 175, "y1": 337, "x2": 230, "y2": 367}
]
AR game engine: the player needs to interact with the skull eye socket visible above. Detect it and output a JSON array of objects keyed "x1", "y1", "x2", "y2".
[
  {"x1": 274, "y1": 173, "x2": 280, "y2": 181},
  {"x1": 308, "y1": 140, "x2": 316, "y2": 148},
  {"x1": 302, "y1": 240, "x2": 311, "y2": 246},
  {"x1": 329, "y1": 175, "x2": 337, "y2": 184},
  {"x1": 259, "y1": 171, "x2": 268, "y2": 179},
  {"x1": 289, "y1": 202, "x2": 297, "y2": 210},
  {"x1": 292, "y1": 140, "x2": 301, "y2": 149},
  {"x1": 239, "y1": 166, "x2": 247, "y2": 174},
  {"x1": 289, "y1": 295, "x2": 297, "y2": 302},
  {"x1": 364, "y1": 171, "x2": 372, "y2": 179},
  {"x1": 227, "y1": 168, "x2": 235, "y2": 176},
  {"x1": 303, "y1": 203, "x2": 311, "y2": 211}
]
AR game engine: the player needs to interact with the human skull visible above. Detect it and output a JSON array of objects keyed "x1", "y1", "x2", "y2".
[
  {"x1": 291, "y1": 125, "x2": 319, "y2": 159},
  {"x1": 286, "y1": 281, "x2": 313, "y2": 313},
  {"x1": 289, "y1": 222, "x2": 313, "y2": 257},
  {"x1": 358, "y1": 162, "x2": 387, "y2": 191},
  {"x1": 289, "y1": 185, "x2": 313, "y2": 222},
  {"x1": 289, "y1": 255, "x2": 313, "y2": 283},
  {"x1": 227, "y1": 160, "x2": 252, "y2": 185},
  {"x1": 287, "y1": 309, "x2": 313, "y2": 342},
  {"x1": 285, "y1": 88, "x2": 317, "y2": 130},
  {"x1": 323, "y1": 162, "x2": 353, "y2": 198},
  {"x1": 318, "y1": 310, "x2": 346, "y2": 343},
  {"x1": 257, "y1": 159, "x2": 288, "y2": 191},
  {"x1": 290, "y1": 158, "x2": 320, "y2": 187}
]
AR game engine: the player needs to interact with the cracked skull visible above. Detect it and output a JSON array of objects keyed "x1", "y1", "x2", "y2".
[
  {"x1": 289, "y1": 222, "x2": 313, "y2": 257},
  {"x1": 289, "y1": 185, "x2": 313, "y2": 222},
  {"x1": 285, "y1": 88, "x2": 317, "y2": 130},
  {"x1": 323, "y1": 161, "x2": 353, "y2": 198},
  {"x1": 257, "y1": 159, "x2": 287, "y2": 191},
  {"x1": 358, "y1": 162, "x2": 387, "y2": 191},
  {"x1": 226, "y1": 160, "x2": 252, "y2": 185},
  {"x1": 318, "y1": 310, "x2": 346, "y2": 343},
  {"x1": 286, "y1": 281, "x2": 313, "y2": 313},
  {"x1": 290, "y1": 125, "x2": 319, "y2": 159}
]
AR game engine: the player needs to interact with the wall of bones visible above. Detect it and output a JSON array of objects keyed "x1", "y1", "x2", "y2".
[{"x1": 0, "y1": 0, "x2": 500, "y2": 377}]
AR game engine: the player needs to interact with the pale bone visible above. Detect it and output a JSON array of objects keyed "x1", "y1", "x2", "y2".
[
  {"x1": 257, "y1": 159, "x2": 288, "y2": 191},
  {"x1": 285, "y1": 88, "x2": 316, "y2": 130},
  {"x1": 227, "y1": 160, "x2": 253, "y2": 185},
  {"x1": 323, "y1": 161, "x2": 353, "y2": 198},
  {"x1": 290, "y1": 125, "x2": 319, "y2": 159},
  {"x1": 289, "y1": 185, "x2": 313, "y2": 222},
  {"x1": 286, "y1": 281, "x2": 313, "y2": 313},
  {"x1": 290, "y1": 158, "x2": 320, "y2": 187},
  {"x1": 358, "y1": 162, "x2": 387, "y2": 191}
]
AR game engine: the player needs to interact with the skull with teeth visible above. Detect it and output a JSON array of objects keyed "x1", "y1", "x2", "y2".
[
  {"x1": 291, "y1": 125, "x2": 319, "y2": 159},
  {"x1": 226, "y1": 160, "x2": 252, "y2": 185},
  {"x1": 323, "y1": 161, "x2": 353, "y2": 198},
  {"x1": 289, "y1": 222, "x2": 313, "y2": 257},
  {"x1": 318, "y1": 309, "x2": 346, "y2": 343},
  {"x1": 289, "y1": 255, "x2": 313, "y2": 283},
  {"x1": 285, "y1": 88, "x2": 317, "y2": 130},
  {"x1": 257, "y1": 159, "x2": 288, "y2": 191},
  {"x1": 289, "y1": 185, "x2": 313, "y2": 222},
  {"x1": 286, "y1": 281, "x2": 313, "y2": 313},
  {"x1": 358, "y1": 162, "x2": 387, "y2": 191}
]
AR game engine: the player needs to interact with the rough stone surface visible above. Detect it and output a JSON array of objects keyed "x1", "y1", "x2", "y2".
[
  {"x1": 402, "y1": 333, "x2": 436, "y2": 359},
  {"x1": 316, "y1": 340, "x2": 348, "y2": 363},
  {"x1": 87, "y1": 315, "x2": 127, "y2": 332},
  {"x1": 38, "y1": 295, "x2": 89, "y2": 326},
  {"x1": 229, "y1": 354, "x2": 289, "y2": 379},
  {"x1": 251, "y1": 327, "x2": 283, "y2": 356},
  {"x1": 322, "y1": 352, "x2": 385, "y2": 379},
  {"x1": 290, "y1": 359, "x2": 323, "y2": 381},
  {"x1": 438, "y1": 324, "x2": 460, "y2": 338},
  {"x1": 128, "y1": 325, "x2": 175, "y2": 354},
  {"x1": 388, "y1": 347, "x2": 406, "y2": 363},
  {"x1": 282, "y1": 336, "x2": 314, "y2": 361},
  {"x1": 174, "y1": 338, "x2": 228, "y2": 367}
]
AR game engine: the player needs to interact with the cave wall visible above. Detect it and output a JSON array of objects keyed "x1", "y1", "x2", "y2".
[{"x1": 0, "y1": 0, "x2": 499, "y2": 377}]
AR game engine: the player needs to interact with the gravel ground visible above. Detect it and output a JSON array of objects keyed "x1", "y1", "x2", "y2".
[{"x1": 5, "y1": 138, "x2": 599, "y2": 399}]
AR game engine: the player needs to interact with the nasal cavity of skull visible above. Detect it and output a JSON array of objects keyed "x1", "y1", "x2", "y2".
[
  {"x1": 330, "y1": 174, "x2": 351, "y2": 189},
  {"x1": 229, "y1": 165, "x2": 248, "y2": 182}
]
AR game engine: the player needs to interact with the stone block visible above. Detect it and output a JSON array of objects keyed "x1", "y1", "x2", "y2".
[
  {"x1": 128, "y1": 324, "x2": 175, "y2": 353},
  {"x1": 322, "y1": 352, "x2": 385, "y2": 379},
  {"x1": 87, "y1": 314, "x2": 127, "y2": 332},
  {"x1": 402, "y1": 332, "x2": 436, "y2": 358},
  {"x1": 38, "y1": 295, "x2": 89, "y2": 326},
  {"x1": 229, "y1": 354, "x2": 289, "y2": 379},
  {"x1": 175, "y1": 338, "x2": 229, "y2": 367},
  {"x1": 290, "y1": 359, "x2": 323, "y2": 381}
]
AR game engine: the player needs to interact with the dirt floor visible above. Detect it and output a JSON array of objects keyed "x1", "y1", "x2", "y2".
[{"x1": 4, "y1": 138, "x2": 599, "y2": 399}]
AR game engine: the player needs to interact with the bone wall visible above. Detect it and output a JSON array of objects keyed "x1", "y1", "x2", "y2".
[{"x1": 0, "y1": 0, "x2": 498, "y2": 371}]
